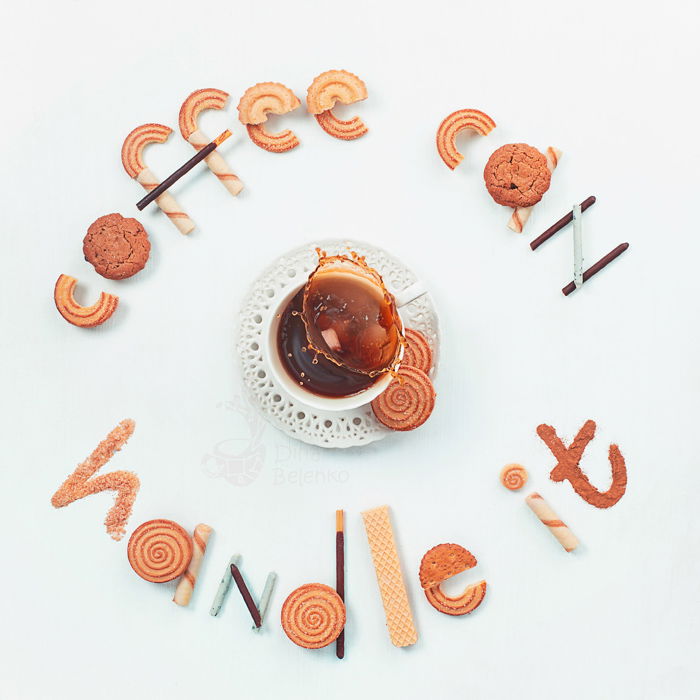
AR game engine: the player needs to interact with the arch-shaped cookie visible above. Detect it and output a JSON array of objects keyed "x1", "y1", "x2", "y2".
[
  {"x1": 54, "y1": 274, "x2": 118, "y2": 327},
  {"x1": 179, "y1": 88, "x2": 229, "y2": 140},
  {"x1": 436, "y1": 109, "x2": 496, "y2": 170},
  {"x1": 121, "y1": 123, "x2": 172, "y2": 178}
]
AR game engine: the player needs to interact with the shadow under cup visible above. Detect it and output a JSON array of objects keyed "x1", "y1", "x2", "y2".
[{"x1": 265, "y1": 283, "x2": 397, "y2": 412}]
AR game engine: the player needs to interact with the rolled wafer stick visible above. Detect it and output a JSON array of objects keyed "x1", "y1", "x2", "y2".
[
  {"x1": 173, "y1": 523, "x2": 213, "y2": 606},
  {"x1": 210, "y1": 554, "x2": 241, "y2": 616},
  {"x1": 531, "y1": 196, "x2": 597, "y2": 250},
  {"x1": 231, "y1": 563, "x2": 262, "y2": 628},
  {"x1": 336, "y1": 510, "x2": 345, "y2": 659},
  {"x1": 525, "y1": 492, "x2": 579, "y2": 552},
  {"x1": 185, "y1": 129, "x2": 243, "y2": 195},
  {"x1": 121, "y1": 124, "x2": 195, "y2": 235},
  {"x1": 253, "y1": 572, "x2": 277, "y2": 631},
  {"x1": 179, "y1": 88, "x2": 243, "y2": 196},
  {"x1": 562, "y1": 243, "x2": 629, "y2": 296},
  {"x1": 508, "y1": 147, "x2": 562, "y2": 233}
]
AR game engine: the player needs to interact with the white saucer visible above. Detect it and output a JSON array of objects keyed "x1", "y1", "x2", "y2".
[{"x1": 236, "y1": 240, "x2": 441, "y2": 448}]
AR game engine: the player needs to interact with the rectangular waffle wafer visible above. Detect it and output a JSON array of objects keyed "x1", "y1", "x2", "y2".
[{"x1": 361, "y1": 505, "x2": 418, "y2": 647}]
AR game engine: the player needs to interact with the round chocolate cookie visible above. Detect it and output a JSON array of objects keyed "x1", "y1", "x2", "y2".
[
  {"x1": 483, "y1": 143, "x2": 551, "y2": 208},
  {"x1": 83, "y1": 213, "x2": 150, "y2": 280}
]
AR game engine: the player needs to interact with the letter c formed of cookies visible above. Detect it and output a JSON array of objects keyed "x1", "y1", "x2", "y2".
[
  {"x1": 238, "y1": 82, "x2": 301, "y2": 153},
  {"x1": 306, "y1": 70, "x2": 368, "y2": 141},
  {"x1": 419, "y1": 543, "x2": 487, "y2": 616}
]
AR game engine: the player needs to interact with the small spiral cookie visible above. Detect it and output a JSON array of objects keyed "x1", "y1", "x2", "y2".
[
  {"x1": 281, "y1": 583, "x2": 346, "y2": 649},
  {"x1": 127, "y1": 519, "x2": 193, "y2": 583},
  {"x1": 371, "y1": 366, "x2": 436, "y2": 431},
  {"x1": 424, "y1": 580, "x2": 487, "y2": 616},
  {"x1": 401, "y1": 328, "x2": 433, "y2": 374},
  {"x1": 500, "y1": 463, "x2": 529, "y2": 491}
]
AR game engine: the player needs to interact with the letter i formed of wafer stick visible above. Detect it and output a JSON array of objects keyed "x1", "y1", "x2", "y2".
[
  {"x1": 336, "y1": 510, "x2": 345, "y2": 659},
  {"x1": 121, "y1": 124, "x2": 195, "y2": 235},
  {"x1": 525, "y1": 493, "x2": 579, "y2": 553}
]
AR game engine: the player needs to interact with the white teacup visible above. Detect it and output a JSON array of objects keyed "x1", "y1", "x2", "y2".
[{"x1": 264, "y1": 281, "x2": 426, "y2": 412}]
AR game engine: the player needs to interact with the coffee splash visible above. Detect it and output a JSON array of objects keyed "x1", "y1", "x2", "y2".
[{"x1": 301, "y1": 250, "x2": 404, "y2": 377}]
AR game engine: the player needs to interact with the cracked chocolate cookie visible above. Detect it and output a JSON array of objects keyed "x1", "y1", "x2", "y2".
[
  {"x1": 83, "y1": 213, "x2": 150, "y2": 280},
  {"x1": 483, "y1": 143, "x2": 551, "y2": 208}
]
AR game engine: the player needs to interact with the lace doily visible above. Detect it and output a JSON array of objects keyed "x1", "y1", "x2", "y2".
[{"x1": 236, "y1": 240, "x2": 440, "y2": 448}]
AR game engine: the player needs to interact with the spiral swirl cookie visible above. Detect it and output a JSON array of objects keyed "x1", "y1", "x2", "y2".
[
  {"x1": 402, "y1": 328, "x2": 433, "y2": 374},
  {"x1": 127, "y1": 519, "x2": 193, "y2": 583},
  {"x1": 281, "y1": 583, "x2": 346, "y2": 649},
  {"x1": 371, "y1": 365, "x2": 436, "y2": 431},
  {"x1": 237, "y1": 82, "x2": 301, "y2": 153},
  {"x1": 306, "y1": 70, "x2": 368, "y2": 140},
  {"x1": 54, "y1": 274, "x2": 119, "y2": 328},
  {"x1": 436, "y1": 108, "x2": 496, "y2": 169},
  {"x1": 500, "y1": 463, "x2": 528, "y2": 491}
]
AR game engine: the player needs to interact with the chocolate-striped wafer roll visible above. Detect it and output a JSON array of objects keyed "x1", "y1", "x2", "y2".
[
  {"x1": 136, "y1": 167, "x2": 195, "y2": 235},
  {"x1": 525, "y1": 492, "x2": 579, "y2": 552},
  {"x1": 508, "y1": 147, "x2": 562, "y2": 233},
  {"x1": 173, "y1": 523, "x2": 213, "y2": 606},
  {"x1": 186, "y1": 128, "x2": 243, "y2": 196}
]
